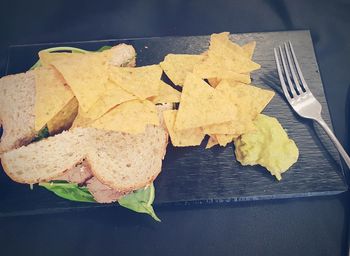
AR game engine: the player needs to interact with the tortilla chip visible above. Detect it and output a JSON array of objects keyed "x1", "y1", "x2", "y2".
[
  {"x1": 150, "y1": 81, "x2": 181, "y2": 104},
  {"x1": 47, "y1": 97, "x2": 79, "y2": 134},
  {"x1": 242, "y1": 41, "x2": 256, "y2": 59},
  {"x1": 216, "y1": 134, "x2": 238, "y2": 147},
  {"x1": 160, "y1": 54, "x2": 205, "y2": 86},
  {"x1": 206, "y1": 135, "x2": 219, "y2": 149},
  {"x1": 220, "y1": 80, "x2": 274, "y2": 115},
  {"x1": 51, "y1": 52, "x2": 108, "y2": 112},
  {"x1": 202, "y1": 80, "x2": 274, "y2": 135},
  {"x1": 34, "y1": 66, "x2": 75, "y2": 131},
  {"x1": 71, "y1": 107, "x2": 94, "y2": 128},
  {"x1": 195, "y1": 54, "x2": 258, "y2": 76},
  {"x1": 174, "y1": 73, "x2": 237, "y2": 130},
  {"x1": 39, "y1": 51, "x2": 83, "y2": 67},
  {"x1": 109, "y1": 65, "x2": 161, "y2": 99},
  {"x1": 210, "y1": 32, "x2": 246, "y2": 58},
  {"x1": 193, "y1": 57, "x2": 251, "y2": 83},
  {"x1": 77, "y1": 79, "x2": 137, "y2": 122},
  {"x1": 163, "y1": 110, "x2": 204, "y2": 147},
  {"x1": 90, "y1": 100, "x2": 159, "y2": 134},
  {"x1": 203, "y1": 116, "x2": 255, "y2": 135},
  {"x1": 207, "y1": 78, "x2": 221, "y2": 88},
  {"x1": 208, "y1": 32, "x2": 260, "y2": 72},
  {"x1": 225, "y1": 82, "x2": 275, "y2": 117}
]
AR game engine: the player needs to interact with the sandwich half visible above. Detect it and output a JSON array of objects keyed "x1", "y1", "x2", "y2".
[
  {"x1": 1, "y1": 125, "x2": 168, "y2": 201},
  {"x1": 1, "y1": 104, "x2": 170, "y2": 204}
]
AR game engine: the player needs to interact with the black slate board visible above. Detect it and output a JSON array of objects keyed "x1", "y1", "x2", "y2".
[{"x1": 0, "y1": 30, "x2": 347, "y2": 216}]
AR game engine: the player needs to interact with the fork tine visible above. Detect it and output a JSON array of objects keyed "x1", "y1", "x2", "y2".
[
  {"x1": 274, "y1": 48, "x2": 291, "y2": 102},
  {"x1": 288, "y1": 41, "x2": 310, "y2": 92},
  {"x1": 284, "y1": 42, "x2": 303, "y2": 94},
  {"x1": 278, "y1": 46, "x2": 298, "y2": 98}
]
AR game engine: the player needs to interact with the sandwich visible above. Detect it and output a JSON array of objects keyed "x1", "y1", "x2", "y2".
[{"x1": 0, "y1": 43, "x2": 172, "y2": 221}]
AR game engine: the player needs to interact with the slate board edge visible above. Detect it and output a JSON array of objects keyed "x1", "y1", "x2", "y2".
[{"x1": 0, "y1": 189, "x2": 345, "y2": 217}]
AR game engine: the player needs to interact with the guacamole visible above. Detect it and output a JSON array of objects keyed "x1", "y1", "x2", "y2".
[{"x1": 234, "y1": 114, "x2": 299, "y2": 180}]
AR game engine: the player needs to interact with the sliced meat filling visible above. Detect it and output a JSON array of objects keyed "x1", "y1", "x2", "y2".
[
  {"x1": 53, "y1": 160, "x2": 126, "y2": 203},
  {"x1": 54, "y1": 161, "x2": 93, "y2": 184},
  {"x1": 86, "y1": 177, "x2": 126, "y2": 203}
]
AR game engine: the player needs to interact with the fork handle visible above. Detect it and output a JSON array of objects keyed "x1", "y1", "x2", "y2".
[{"x1": 315, "y1": 118, "x2": 350, "y2": 169}]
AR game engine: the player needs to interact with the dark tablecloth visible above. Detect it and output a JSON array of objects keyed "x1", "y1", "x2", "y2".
[{"x1": 0, "y1": 0, "x2": 349, "y2": 255}]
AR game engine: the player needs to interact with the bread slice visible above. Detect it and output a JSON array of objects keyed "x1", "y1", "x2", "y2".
[
  {"x1": 1, "y1": 129, "x2": 86, "y2": 183},
  {"x1": 0, "y1": 44, "x2": 136, "y2": 154},
  {"x1": 85, "y1": 125, "x2": 168, "y2": 192},
  {"x1": 107, "y1": 43, "x2": 136, "y2": 67},
  {"x1": 0, "y1": 71, "x2": 36, "y2": 154},
  {"x1": 1, "y1": 124, "x2": 168, "y2": 192}
]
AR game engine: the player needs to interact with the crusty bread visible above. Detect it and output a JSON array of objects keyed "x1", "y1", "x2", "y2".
[
  {"x1": 0, "y1": 44, "x2": 137, "y2": 154},
  {"x1": 85, "y1": 125, "x2": 168, "y2": 192},
  {"x1": 1, "y1": 129, "x2": 86, "y2": 183},
  {"x1": 107, "y1": 43, "x2": 136, "y2": 67},
  {"x1": 1, "y1": 124, "x2": 168, "y2": 192},
  {"x1": 0, "y1": 71, "x2": 36, "y2": 154}
]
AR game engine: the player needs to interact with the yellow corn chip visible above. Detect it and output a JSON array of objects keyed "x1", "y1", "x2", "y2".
[
  {"x1": 109, "y1": 65, "x2": 161, "y2": 100},
  {"x1": 201, "y1": 50, "x2": 208, "y2": 56},
  {"x1": 77, "y1": 79, "x2": 137, "y2": 122},
  {"x1": 160, "y1": 54, "x2": 205, "y2": 86},
  {"x1": 219, "y1": 80, "x2": 275, "y2": 116},
  {"x1": 229, "y1": 82, "x2": 275, "y2": 117},
  {"x1": 203, "y1": 116, "x2": 255, "y2": 135},
  {"x1": 47, "y1": 97, "x2": 79, "y2": 134},
  {"x1": 242, "y1": 41, "x2": 256, "y2": 59},
  {"x1": 71, "y1": 107, "x2": 94, "y2": 128},
  {"x1": 207, "y1": 77, "x2": 251, "y2": 88},
  {"x1": 205, "y1": 135, "x2": 219, "y2": 149},
  {"x1": 196, "y1": 54, "x2": 258, "y2": 76},
  {"x1": 150, "y1": 81, "x2": 181, "y2": 104},
  {"x1": 216, "y1": 134, "x2": 238, "y2": 147},
  {"x1": 210, "y1": 32, "x2": 246, "y2": 58},
  {"x1": 202, "y1": 80, "x2": 274, "y2": 135},
  {"x1": 208, "y1": 32, "x2": 260, "y2": 72},
  {"x1": 174, "y1": 73, "x2": 237, "y2": 130},
  {"x1": 90, "y1": 100, "x2": 159, "y2": 134},
  {"x1": 34, "y1": 66, "x2": 75, "y2": 131},
  {"x1": 193, "y1": 57, "x2": 251, "y2": 83},
  {"x1": 39, "y1": 51, "x2": 82, "y2": 67},
  {"x1": 51, "y1": 52, "x2": 108, "y2": 112},
  {"x1": 207, "y1": 78, "x2": 221, "y2": 88},
  {"x1": 163, "y1": 110, "x2": 204, "y2": 147}
]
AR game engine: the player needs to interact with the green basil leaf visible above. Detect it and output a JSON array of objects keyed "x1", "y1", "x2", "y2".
[
  {"x1": 31, "y1": 126, "x2": 49, "y2": 142},
  {"x1": 29, "y1": 46, "x2": 90, "y2": 70},
  {"x1": 39, "y1": 182, "x2": 96, "y2": 203},
  {"x1": 96, "y1": 45, "x2": 112, "y2": 52},
  {"x1": 118, "y1": 183, "x2": 160, "y2": 222}
]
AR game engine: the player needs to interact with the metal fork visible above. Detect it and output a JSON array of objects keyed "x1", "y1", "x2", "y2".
[{"x1": 274, "y1": 42, "x2": 350, "y2": 169}]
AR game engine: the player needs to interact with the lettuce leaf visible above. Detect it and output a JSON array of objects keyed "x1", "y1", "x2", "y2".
[
  {"x1": 39, "y1": 181, "x2": 160, "y2": 221},
  {"x1": 30, "y1": 45, "x2": 111, "y2": 70},
  {"x1": 39, "y1": 182, "x2": 96, "y2": 203},
  {"x1": 118, "y1": 183, "x2": 161, "y2": 222},
  {"x1": 96, "y1": 45, "x2": 112, "y2": 52},
  {"x1": 31, "y1": 126, "x2": 49, "y2": 142}
]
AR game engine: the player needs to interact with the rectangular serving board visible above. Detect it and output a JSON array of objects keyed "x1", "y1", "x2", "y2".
[{"x1": 0, "y1": 30, "x2": 347, "y2": 216}]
